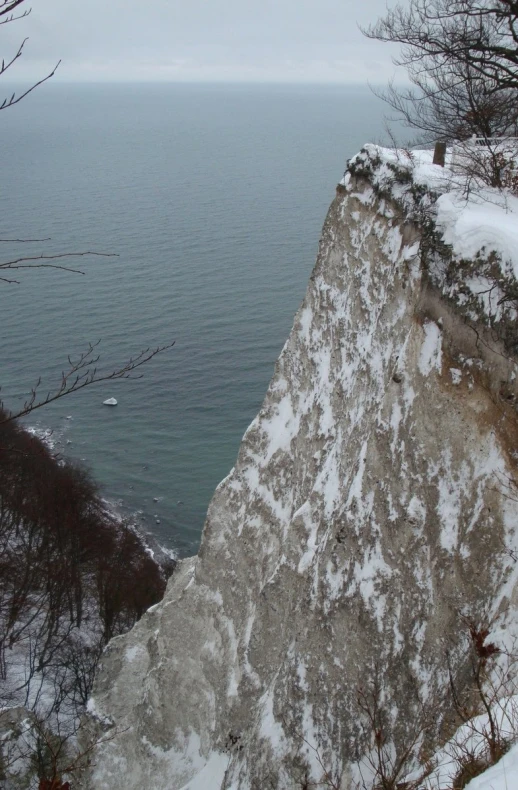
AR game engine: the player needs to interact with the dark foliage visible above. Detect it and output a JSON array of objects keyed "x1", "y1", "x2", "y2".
[
  {"x1": 469, "y1": 625, "x2": 501, "y2": 665},
  {"x1": 0, "y1": 409, "x2": 167, "y2": 720}
]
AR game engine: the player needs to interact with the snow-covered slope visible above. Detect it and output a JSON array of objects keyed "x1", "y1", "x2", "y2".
[
  {"x1": 465, "y1": 742, "x2": 518, "y2": 790},
  {"x1": 81, "y1": 146, "x2": 518, "y2": 790}
]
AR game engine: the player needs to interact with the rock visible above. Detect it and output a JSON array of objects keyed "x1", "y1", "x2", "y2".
[
  {"x1": 103, "y1": 397, "x2": 118, "y2": 406},
  {"x1": 81, "y1": 149, "x2": 518, "y2": 790}
]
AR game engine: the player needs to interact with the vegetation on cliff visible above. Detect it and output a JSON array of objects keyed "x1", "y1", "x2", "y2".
[{"x1": 0, "y1": 411, "x2": 173, "y2": 787}]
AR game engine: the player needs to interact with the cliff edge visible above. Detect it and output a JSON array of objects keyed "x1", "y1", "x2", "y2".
[{"x1": 81, "y1": 146, "x2": 518, "y2": 790}]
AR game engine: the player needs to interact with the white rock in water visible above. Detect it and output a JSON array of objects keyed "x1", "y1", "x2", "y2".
[{"x1": 103, "y1": 397, "x2": 118, "y2": 406}]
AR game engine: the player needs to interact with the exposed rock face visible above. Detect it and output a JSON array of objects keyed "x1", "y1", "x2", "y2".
[{"x1": 82, "y1": 149, "x2": 518, "y2": 790}]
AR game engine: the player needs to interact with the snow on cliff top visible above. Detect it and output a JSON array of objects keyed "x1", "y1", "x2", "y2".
[
  {"x1": 347, "y1": 144, "x2": 518, "y2": 281},
  {"x1": 464, "y1": 744, "x2": 518, "y2": 790}
]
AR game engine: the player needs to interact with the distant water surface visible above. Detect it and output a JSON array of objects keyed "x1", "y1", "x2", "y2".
[{"x1": 0, "y1": 83, "x2": 394, "y2": 556}]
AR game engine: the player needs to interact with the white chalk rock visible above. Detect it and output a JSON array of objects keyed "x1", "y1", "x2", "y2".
[{"x1": 82, "y1": 147, "x2": 518, "y2": 790}]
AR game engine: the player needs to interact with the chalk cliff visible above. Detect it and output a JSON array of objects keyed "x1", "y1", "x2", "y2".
[{"x1": 81, "y1": 147, "x2": 518, "y2": 790}]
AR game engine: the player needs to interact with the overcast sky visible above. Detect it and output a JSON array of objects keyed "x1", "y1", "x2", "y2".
[{"x1": 3, "y1": 0, "x2": 404, "y2": 84}]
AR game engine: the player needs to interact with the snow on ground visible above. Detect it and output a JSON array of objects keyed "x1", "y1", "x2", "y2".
[
  {"x1": 411, "y1": 146, "x2": 518, "y2": 281},
  {"x1": 349, "y1": 145, "x2": 518, "y2": 285},
  {"x1": 401, "y1": 695, "x2": 518, "y2": 789},
  {"x1": 418, "y1": 320, "x2": 443, "y2": 377},
  {"x1": 178, "y1": 752, "x2": 229, "y2": 790},
  {"x1": 435, "y1": 191, "x2": 518, "y2": 278},
  {"x1": 465, "y1": 742, "x2": 518, "y2": 789}
]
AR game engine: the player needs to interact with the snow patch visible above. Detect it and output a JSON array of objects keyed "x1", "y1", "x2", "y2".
[{"x1": 418, "y1": 321, "x2": 442, "y2": 377}]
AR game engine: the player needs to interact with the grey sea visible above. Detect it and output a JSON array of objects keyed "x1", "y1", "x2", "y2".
[{"x1": 0, "y1": 83, "x2": 392, "y2": 556}]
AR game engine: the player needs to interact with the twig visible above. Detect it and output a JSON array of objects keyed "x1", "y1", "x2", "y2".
[
  {"x1": 0, "y1": 237, "x2": 51, "y2": 242},
  {"x1": 0, "y1": 54, "x2": 61, "y2": 111},
  {"x1": 0, "y1": 340, "x2": 175, "y2": 424},
  {"x1": 0, "y1": 251, "x2": 119, "y2": 283}
]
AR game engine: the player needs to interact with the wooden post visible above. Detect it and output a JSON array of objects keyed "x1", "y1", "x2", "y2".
[{"x1": 433, "y1": 141, "x2": 446, "y2": 167}]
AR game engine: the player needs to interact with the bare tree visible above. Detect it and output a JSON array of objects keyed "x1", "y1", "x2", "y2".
[
  {"x1": 366, "y1": 0, "x2": 518, "y2": 92},
  {"x1": 365, "y1": 0, "x2": 518, "y2": 139},
  {"x1": 371, "y1": 59, "x2": 518, "y2": 145},
  {"x1": 364, "y1": 0, "x2": 518, "y2": 189},
  {"x1": 0, "y1": 414, "x2": 168, "y2": 730}
]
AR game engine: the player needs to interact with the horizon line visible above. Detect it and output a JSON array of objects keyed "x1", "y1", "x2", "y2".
[{"x1": 3, "y1": 78, "x2": 391, "y2": 88}]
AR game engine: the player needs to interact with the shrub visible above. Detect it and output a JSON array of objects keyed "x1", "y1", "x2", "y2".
[{"x1": 0, "y1": 407, "x2": 169, "y2": 734}]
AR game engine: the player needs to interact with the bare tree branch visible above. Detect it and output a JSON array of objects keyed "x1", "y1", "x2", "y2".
[
  {"x1": 0, "y1": 0, "x2": 30, "y2": 26},
  {"x1": 0, "y1": 237, "x2": 51, "y2": 242},
  {"x1": 0, "y1": 9, "x2": 29, "y2": 25},
  {"x1": 0, "y1": 251, "x2": 119, "y2": 283},
  {"x1": 0, "y1": 0, "x2": 29, "y2": 17},
  {"x1": 0, "y1": 56, "x2": 61, "y2": 111},
  {"x1": 364, "y1": 0, "x2": 518, "y2": 193},
  {"x1": 0, "y1": 340, "x2": 175, "y2": 424},
  {"x1": 0, "y1": 0, "x2": 60, "y2": 111},
  {"x1": 365, "y1": 0, "x2": 518, "y2": 90}
]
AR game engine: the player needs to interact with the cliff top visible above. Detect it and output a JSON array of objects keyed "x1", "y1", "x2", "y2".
[{"x1": 345, "y1": 144, "x2": 518, "y2": 282}]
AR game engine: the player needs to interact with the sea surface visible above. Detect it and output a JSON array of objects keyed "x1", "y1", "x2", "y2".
[{"x1": 0, "y1": 83, "x2": 396, "y2": 556}]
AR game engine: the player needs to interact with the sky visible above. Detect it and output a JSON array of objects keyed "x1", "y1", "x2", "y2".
[{"x1": 2, "y1": 0, "x2": 403, "y2": 84}]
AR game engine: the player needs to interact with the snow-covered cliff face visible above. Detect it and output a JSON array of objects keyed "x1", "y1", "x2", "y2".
[{"x1": 82, "y1": 147, "x2": 518, "y2": 790}]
